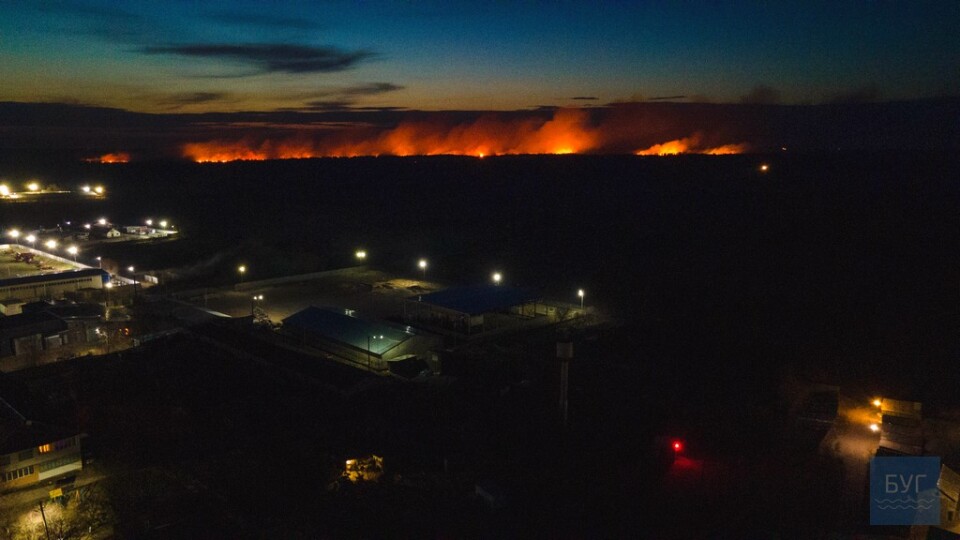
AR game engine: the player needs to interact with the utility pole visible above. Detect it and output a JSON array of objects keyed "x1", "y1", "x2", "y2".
[
  {"x1": 38, "y1": 500, "x2": 51, "y2": 540},
  {"x1": 557, "y1": 340, "x2": 573, "y2": 429}
]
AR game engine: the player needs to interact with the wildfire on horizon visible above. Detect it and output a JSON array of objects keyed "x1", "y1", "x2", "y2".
[
  {"x1": 180, "y1": 109, "x2": 749, "y2": 162},
  {"x1": 635, "y1": 134, "x2": 749, "y2": 156},
  {"x1": 85, "y1": 152, "x2": 131, "y2": 163}
]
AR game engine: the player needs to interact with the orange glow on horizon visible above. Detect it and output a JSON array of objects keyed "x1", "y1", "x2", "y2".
[
  {"x1": 85, "y1": 152, "x2": 130, "y2": 163},
  {"x1": 635, "y1": 134, "x2": 748, "y2": 156},
  {"x1": 180, "y1": 110, "x2": 749, "y2": 162},
  {"x1": 183, "y1": 108, "x2": 599, "y2": 162}
]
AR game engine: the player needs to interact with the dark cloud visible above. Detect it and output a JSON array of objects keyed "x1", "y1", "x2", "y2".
[
  {"x1": 206, "y1": 11, "x2": 320, "y2": 30},
  {"x1": 824, "y1": 86, "x2": 880, "y2": 104},
  {"x1": 161, "y1": 92, "x2": 229, "y2": 106},
  {"x1": 572, "y1": 96, "x2": 598, "y2": 100},
  {"x1": 141, "y1": 43, "x2": 373, "y2": 74},
  {"x1": 340, "y1": 82, "x2": 404, "y2": 96},
  {"x1": 739, "y1": 84, "x2": 781, "y2": 104},
  {"x1": 649, "y1": 95, "x2": 687, "y2": 101},
  {"x1": 302, "y1": 100, "x2": 354, "y2": 111}
]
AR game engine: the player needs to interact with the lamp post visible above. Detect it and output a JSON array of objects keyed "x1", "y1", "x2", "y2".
[
  {"x1": 7, "y1": 229, "x2": 19, "y2": 245},
  {"x1": 367, "y1": 334, "x2": 383, "y2": 371},
  {"x1": 578, "y1": 289, "x2": 584, "y2": 309},
  {"x1": 26, "y1": 234, "x2": 35, "y2": 251},
  {"x1": 67, "y1": 245, "x2": 78, "y2": 263},
  {"x1": 45, "y1": 239, "x2": 57, "y2": 251},
  {"x1": 355, "y1": 249, "x2": 367, "y2": 262},
  {"x1": 96, "y1": 256, "x2": 102, "y2": 269},
  {"x1": 238, "y1": 265, "x2": 246, "y2": 284},
  {"x1": 251, "y1": 294, "x2": 263, "y2": 316},
  {"x1": 418, "y1": 258, "x2": 427, "y2": 280},
  {"x1": 492, "y1": 272, "x2": 502, "y2": 286},
  {"x1": 128, "y1": 266, "x2": 137, "y2": 298}
]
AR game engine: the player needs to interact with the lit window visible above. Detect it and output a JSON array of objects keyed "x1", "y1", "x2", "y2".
[{"x1": 38, "y1": 444, "x2": 51, "y2": 454}]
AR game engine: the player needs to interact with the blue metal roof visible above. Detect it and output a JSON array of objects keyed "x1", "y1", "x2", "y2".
[
  {"x1": 0, "y1": 268, "x2": 110, "y2": 289},
  {"x1": 282, "y1": 307, "x2": 413, "y2": 355},
  {"x1": 413, "y1": 285, "x2": 540, "y2": 315}
]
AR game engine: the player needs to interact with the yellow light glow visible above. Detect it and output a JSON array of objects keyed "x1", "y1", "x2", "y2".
[
  {"x1": 418, "y1": 259, "x2": 427, "y2": 269},
  {"x1": 760, "y1": 164, "x2": 769, "y2": 172},
  {"x1": 94, "y1": 186, "x2": 104, "y2": 194},
  {"x1": 38, "y1": 444, "x2": 51, "y2": 453},
  {"x1": 45, "y1": 240, "x2": 57, "y2": 249},
  {"x1": 8, "y1": 229, "x2": 19, "y2": 239},
  {"x1": 145, "y1": 219, "x2": 153, "y2": 226},
  {"x1": 492, "y1": 272, "x2": 502, "y2": 284},
  {"x1": 356, "y1": 250, "x2": 367, "y2": 260},
  {"x1": 159, "y1": 220, "x2": 167, "y2": 228},
  {"x1": 98, "y1": 218, "x2": 107, "y2": 225},
  {"x1": 82, "y1": 185, "x2": 91, "y2": 193},
  {"x1": 238, "y1": 265, "x2": 246, "y2": 274},
  {"x1": 872, "y1": 399, "x2": 882, "y2": 407},
  {"x1": 27, "y1": 182, "x2": 39, "y2": 191},
  {"x1": 869, "y1": 423, "x2": 879, "y2": 432},
  {"x1": 578, "y1": 289, "x2": 584, "y2": 298},
  {"x1": 0, "y1": 184, "x2": 9, "y2": 196},
  {"x1": 25, "y1": 234, "x2": 35, "y2": 243}
]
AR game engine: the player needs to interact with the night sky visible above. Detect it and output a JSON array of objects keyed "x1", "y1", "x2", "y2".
[{"x1": 1, "y1": 1, "x2": 958, "y2": 157}]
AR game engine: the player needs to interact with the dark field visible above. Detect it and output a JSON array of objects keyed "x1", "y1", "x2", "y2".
[{"x1": 1, "y1": 152, "x2": 958, "y2": 535}]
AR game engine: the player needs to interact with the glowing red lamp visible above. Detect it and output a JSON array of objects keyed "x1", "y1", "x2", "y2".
[{"x1": 672, "y1": 440, "x2": 683, "y2": 453}]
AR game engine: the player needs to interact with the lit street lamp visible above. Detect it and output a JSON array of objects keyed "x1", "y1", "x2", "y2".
[
  {"x1": 251, "y1": 294, "x2": 264, "y2": 316},
  {"x1": 25, "y1": 234, "x2": 35, "y2": 250},
  {"x1": 418, "y1": 258, "x2": 427, "y2": 280},
  {"x1": 45, "y1": 239, "x2": 57, "y2": 251},
  {"x1": 355, "y1": 249, "x2": 367, "y2": 262},
  {"x1": 67, "y1": 245, "x2": 78, "y2": 262},
  {"x1": 492, "y1": 272, "x2": 502, "y2": 285},
  {"x1": 96, "y1": 256, "x2": 102, "y2": 269},
  {"x1": 128, "y1": 266, "x2": 138, "y2": 297},
  {"x1": 7, "y1": 229, "x2": 20, "y2": 245},
  {"x1": 238, "y1": 265, "x2": 246, "y2": 283},
  {"x1": 578, "y1": 288, "x2": 585, "y2": 309},
  {"x1": 367, "y1": 334, "x2": 383, "y2": 371}
]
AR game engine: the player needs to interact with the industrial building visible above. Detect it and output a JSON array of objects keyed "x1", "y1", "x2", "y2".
[
  {"x1": 282, "y1": 307, "x2": 440, "y2": 371},
  {"x1": 0, "y1": 269, "x2": 110, "y2": 315},
  {"x1": 402, "y1": 284, "x2": 543, "y2": 337}
]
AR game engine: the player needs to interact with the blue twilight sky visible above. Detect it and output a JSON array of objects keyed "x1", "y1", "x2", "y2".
[{"x1": 0, "y1": 1, "x2": 957, "y2": 113}]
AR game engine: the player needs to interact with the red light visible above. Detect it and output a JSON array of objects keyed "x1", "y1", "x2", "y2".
[{"x1": 672, "y1": 440, "x2": 683, "y2": 452}]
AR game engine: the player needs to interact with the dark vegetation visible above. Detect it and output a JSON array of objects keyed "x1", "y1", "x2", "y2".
[{"x1": 0, "y1": 152, "x2": 957, "y2": 535}]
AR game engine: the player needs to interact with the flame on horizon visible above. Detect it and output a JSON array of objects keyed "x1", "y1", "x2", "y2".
[
  {"x1": 635, "y1": 134, "x2": 749, "y2": 156},
  {"x1": 85, "y1": 152, "x2": 131, "y2": 163},
  {"x1": 181, "y1": 109, "x2": 748, "y2": 162}
]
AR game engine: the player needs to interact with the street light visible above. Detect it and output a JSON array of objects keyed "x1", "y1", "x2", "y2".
[
  {"x1": 27, "y1": 182, "x2": 39, "y2": 192},
  {"x1": 577, "y1": 288, "x2": 585, "y2": 309},
  {"x1": 418, "y1": 258, "x2": 427, "y2": 280},
  {"x1": 7, "y1": 229, "x2": 19, "y2": 245},
  {"x1": 145, "y1": 219, "x2": 153, "y2": 226},
  {"x1": 492, "y1": 272, "x2": 502, "y2": 285},
  {"x1": 98, "y1": 218, "x2": 107, "y2": 226},
  {"x1": 67, "y1": 245, "x2": 78, "y2": 262},
  {"x1": 159, "y1": 220, "x2": 168, "y2": 228},
  {"x1": 367, "y1": 334, "x2": 384, "y2": 371},
  {"x1": 45, "y1": 239, "x2": 57, "y2": 250},
  {"x1": 238, "y1": 265, "x2": 246, "y2": 283},
  {"x1": 355, "y1": 249, "x2": 367, "y2": 261},
  {"x1": 251, "y1": 294, "x2": 264, "y2": 316},
  {"x1": 25, "y1": 234, "x2": 35, "y2": 250},
  {"x1": 96, "y1": 256, "x2": 102, "y2": 269},
  {"x1": 128, "y1": 266, "x2": 137, "y2": 297}
]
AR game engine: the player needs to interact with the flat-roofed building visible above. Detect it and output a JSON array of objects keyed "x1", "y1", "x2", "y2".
[
  {"x1": 403, "y1": 284, "x2": 542, "y2": 337},
  {"x1": 0, "y1": 397, "x2": 82, "y2": 492},
  {"x1": 282, "y1": 307, "x2": 440, "y2": 371},
  {"x1": 0, "y1": 269, "x2": 110, "y2": 312}
]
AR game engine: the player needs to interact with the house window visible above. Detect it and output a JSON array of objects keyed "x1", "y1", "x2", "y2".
[
  {"x1": 38, "y1": 444, "x2": 51, "y2": 454},
  {"x1": 18, "y1": 449, "x2": 32, "y2": 461}
]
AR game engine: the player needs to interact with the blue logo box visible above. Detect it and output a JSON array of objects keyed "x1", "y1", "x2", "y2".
[{"x1": 870, "y1": 456, "x2": 940, "y2": 525}]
